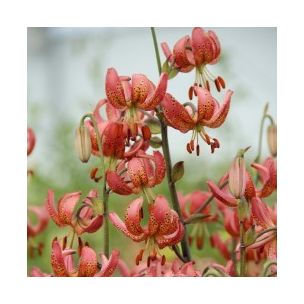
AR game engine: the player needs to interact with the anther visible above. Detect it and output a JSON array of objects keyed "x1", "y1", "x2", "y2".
[
  {"x1": 136, "y1": 249, "x2": 144, "y2": 265},
  {"x1": 214, "y1": 78, "x2": 221, "y2": 92},
  {"x1": 62, "y1": 236, "x2": 67, "y2": 250},
  {"x1": 161, "y1": 255, "x2": 166, "y2": 266},
  {"x1": 217, "y1": 76, "x2": 226, "y2": 89},
  {"x1": 188, "y1": 86, "x2": 194, "y2": 100},
  {"x1": 196, "y1": 144, "x2": 200, "y2": 156},
  {"x1": 186, "y1": 143, "x2": 192, "y2": 154},
  {"x1": 206, "y1": 80, "x2": 210, "y2": 92},
  {"x1": 141, "y1": 125, "x2": 151, "y2": 141}
]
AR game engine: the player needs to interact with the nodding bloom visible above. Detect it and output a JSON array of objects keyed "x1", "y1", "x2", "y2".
[
  {"x1": 118, "y1": 257, "x2": 200, "y2": 277},
  {"x1": 27, "y1": 127, "x2": 36, "y2": 156},
  {"x1": 27, "y1": 205, "x2": 49, "y2": 238},
  {"x1": 50, "y1": 238, "x2": 120, "y2": 277},
  {"x1": 46, "y1": 189, "x2": 103, "y2": 235},
  {"x1": 161, "y1": 87, "x2": 233, "y2": 154},
  {"x1": 247, "y1": 198, "x2": 277, "y2": 260},
  {"x1": 161, "y1": 27, "x2": 225, "y2": 93},
  {"x1": 85, "y1": 99, "x2": 149, "y2": 164},
  {"x1": 105, "y1": 68, "x2": 168, "y2": 137},
  {"x1": 178, "y1": 191, "x2": 217, "y2": 249},
  {"x1": 109, "y1": 196, "x2": 184, "y2": 266},
  {"x1": 106, "y1": 150, "x2": 166, "y2": 199}
]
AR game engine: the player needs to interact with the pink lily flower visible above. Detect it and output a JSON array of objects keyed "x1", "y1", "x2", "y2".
[
  {"x1": 106, "y1": 150, "x2": 166, "y2": 197},
  {"x1": 178, "y1": 191, "x2": 217, "y2": 249},
  {"x1": 105, "y1": 68, "x2": 168, "y2": 137},
  {"x1": 248, "y1": 198, "x2": 277, "y2": 260},
  {"x1": 46, "y1": 189, "x2": 103, "y2": 235},
  {"x1": 109, "y1": 196, "x2": 184, "y2": 266},
  {"x1": 49, "y1": 238, "x2": 120, "y2": 277},
  {"x1": 161, "y1": 27, "x2": 225, "y2": 93},
  {"x1": 27, "y1": 205, "x2": 49, "y2": 238},
  {"x1": 161, "y1": 87, "x2": 233, "y2": 154}
]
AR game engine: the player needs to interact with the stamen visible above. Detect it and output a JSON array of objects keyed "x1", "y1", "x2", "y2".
[
  {"x1": 188, "y1": 86, "x2": 194, "y2": 100},
  {"x1": 196, "y1": 144, "x2": 200, "y2": 156},
  {"x1": 206, "y1": 80, "x2": 210, "y2": 92},
  {"x1": 136, "y1": 249, "x2": 144, "y2": 265},
  {"x1": 190, "y1": 139, "x2": 195, "y2": 151},
  {"x1": 161, "y1": 255, "x2": 166, "y2": 266},
  {"x1": 214, "y1": 78, "x2": 221, "y2": 92},
  {"x1": 186, "y1": 143, "x2": 192, "y2": 154}
]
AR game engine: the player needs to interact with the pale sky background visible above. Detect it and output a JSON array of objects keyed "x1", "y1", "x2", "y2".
[{"x1": 27, "y1": 27, "x2": 276, "y2": 183}]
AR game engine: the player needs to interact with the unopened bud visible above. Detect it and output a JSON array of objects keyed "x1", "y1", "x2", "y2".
[
  {"x1": 75, "y1": 125, "x2": 92, "y2": 163},
  {"x1": 150, "y1": 136, "x2": 162, "y2": 148},
  {"x1": 228, "y1": 153, "x2": 247, "y2": 199},
  {"x1": 145, "y1": 117, "x2": 161, "y2": 134},
  {"x1": 267, "y1": 123, "x2": 277, "y2": 157}
]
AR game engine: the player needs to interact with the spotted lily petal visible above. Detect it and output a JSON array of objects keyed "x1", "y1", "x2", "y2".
[
  {"x1": 58, "y1": 192, "x2": 81, "y2": 225},
  {"x1": 106, "y1": 171, "x2": 133, "y2": 195},
  {"x1": 51, "y1": 239, "x2": 69, "y2": 277},
  {"x1": 95, "y1": 249, "x2": 120, "y2": 277},
  {"x1": 78, "y1": 246, "x2": 98, "y2": 277},
  {"x1": 153, "y1": 151, "x2": 166, "y2": 185},
  {"x1": 125, "y1": 197, "x2": 144, "y2": 236},
  {"x1": 203, "y1": 90, "x2": 233, "y2": 128},
  {"x1": 172, "y1": 36, "x2": 195, "y2": 71},
  {"x1": 195, "y1": 87, "x2": 215, "y2": 122},
  {"x1": 251, "y1": 197, "x2": 275, "y2": 228},
  {"x1": 207, "y1": 180, "x2": 238, "y2": 207},
  {"x1": 105, "y1": 68, "x2": 127, "y2": 109},
  {"x1": 161, "y1": 93, "x2": 195, "y2": 132},
  {"x1": 46, "y1": 190, "x2": 62, "y2": 226}
]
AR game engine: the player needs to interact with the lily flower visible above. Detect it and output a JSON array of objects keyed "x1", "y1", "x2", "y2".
[
  {"x1": 247, "y1": 198, "x2": 277, "y2": 260},
  {"x1": 50, "y1": 238, "x2": 120, "y2": 277},
  {"x1": 46, "y1": 189, "x2": 103, "y2": 235},
  {"x1": 161, "y1": 87, "x2": 233, "y2": 154},
  {"x1": 161, "y1": 27, "x2": 225, "y2": 93},
  {"x1": 105, "y1": 68, "x2": 168, "y2": 137},
  {"x1": 109, "y1": 196, "x2": 184, "y2": 266},
  {"x1": 106, "y1": 150, "x2": 166, "y2": 198},
  {"x1": 178, "y1": 191, "x2": 217, "y2": 249},
  {"x1": 27, "y1": 205, "x2": 49, "y2": 238}
]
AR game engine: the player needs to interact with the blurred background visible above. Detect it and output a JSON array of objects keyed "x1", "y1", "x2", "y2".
[{"x1": 27, "y1": 27, "x2": 277, "y2": 274}]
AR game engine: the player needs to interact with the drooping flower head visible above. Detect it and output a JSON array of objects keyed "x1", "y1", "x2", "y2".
[
  {"x1": 161, "y1": 27, "x2": 225, "y2": 94},
  {"x1": 178, "y1": 191, "x2": 217, "y2": 249},
  {"x1": 46, "y1": 189, "x2": 104, "y2": 235},
  {"x1": 109, "y1": 196, "x2": 184, "y2": 266},
  {"x1": 106, "y1": 150, "x2": 166, "y2": 200},
  {"x1": 106, "y1": 68, "x2": 168, "y2": 137},
  {"x1": 49, "y1": 238, "x2": 120, "y2": 277},
  {"x1": 161, "y1": 87, "x2": 233, "y2": 154}
]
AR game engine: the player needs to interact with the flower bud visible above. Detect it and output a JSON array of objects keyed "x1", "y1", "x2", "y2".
[
  {"x1": 267, "y1": 123, "x2": 277, "y2": 157},
  {"x1": 75, "y1": 125, "x2": 92, "y2": 163},
  {"x1": 228, "y1": 154, "x2": 246, "y2": 199}
]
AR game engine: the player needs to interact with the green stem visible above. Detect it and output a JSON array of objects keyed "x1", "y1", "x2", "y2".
[
  {"x1": 150, "y1": 27, "x2": 191, "y2": 262},
  {"x1": 240, "y1": 220, "x2": 246, "y2": 277},
  {"x1": 80, "y1": 113, "x2": 109, "y2": 258}
]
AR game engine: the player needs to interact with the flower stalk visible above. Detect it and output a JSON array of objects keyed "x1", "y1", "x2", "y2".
[
  {"x1": 80, "y1": 113, "x2": 110, "y2": 258},
  {"x1": 150, "y1": 27, "x2": 191, "y2": 262}
]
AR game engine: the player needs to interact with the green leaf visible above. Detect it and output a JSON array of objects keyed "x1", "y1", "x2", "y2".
[
  {"x1": 150, "y1": 136, "x2": 162, "y2": 148},
  {"x1": 172, "y1": 161, "x2": 184, "y2": 183}
]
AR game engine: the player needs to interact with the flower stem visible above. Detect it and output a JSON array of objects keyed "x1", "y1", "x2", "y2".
[
  {"x1": 80, "y1": 113, "x2": 110, "y2": 258},
  {"x1": 239, "y1": 220, "x2": 246, "y2": 276},
  {"x1": 150, "y1": 27, "x2": 191, "y2": 262}
]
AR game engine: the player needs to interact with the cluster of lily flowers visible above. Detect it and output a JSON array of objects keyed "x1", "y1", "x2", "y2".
[{"x1": 27, "y1": 27, "x2": 277, "y2": 277}]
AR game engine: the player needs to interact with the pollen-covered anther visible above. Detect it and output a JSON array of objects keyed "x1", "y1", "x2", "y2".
[
  {"x1": 161, "y1": 255, "x2": 166, "y2": 266},
  {"x1": 217, "y1": 76, "x2": 226, "y2": 89},
  {"x1": 186, "y1": 143, "x2": 193, "y2": 154},
  {"x1": 214, "y1": 78, "x2": 221, "y2": 92},
  {"x1": 135, "y1": 249, "x2": 144, "y2": 265},
  {"x1": 196, "y1": 144, "x2": 200, "y2": 156}
]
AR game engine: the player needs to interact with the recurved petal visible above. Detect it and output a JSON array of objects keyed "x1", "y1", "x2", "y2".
[
  {"x1": 195, "y1": 87, "x2": 215, "y2": 122},
  {"x1": 80, "y1": 215, "x2": 104, "y2": 234},
  {"x1": 153, "y1": 151, "x2": 166, "y2": 185},
  {"x1": 105, "y1": 68, "x2": 127, "y2": 109},
  {"x1": 58, "y1": 192, "x2": 81, "y2": 225},
  {"x1": 191, "y1": 27, "x2": 215, "y2": 65},
  {"x1": 138, "y1": 73, "x2": 168, "y2": 111},
  {"x1": 128, "y1": 157, "x2": 148, "y2": 187},
  {"x1": 173, "y1": 35, "x2": 195, "y2": 70},
  {"x1": 78, "y1": 246, "x2": 98, "y2": 277},
  {"x1": 51, "y1": 239, "x2": 69, "y2": 277},
  {"x1": 131, "y1": 74, "x2": 150, "y2": 105},
  {"x1": 125, "y1": 197, "x2": 144, "y2": 236},
  {"x1": 46, "y1": 190, "x2": 62, "y2": 226},
  {"x1": 251, "y1": 197, "x2": 275, "y2": 228},
  {"x1": 27, "y1": 205, "x2": 49, "y2": 237},
  {"x1": 93, "y1": 99, "x2": 107, "y2": 123},
  {"x1": 207, "y1": 30, "x2": 221, "y2": 64},
  {"x1": 207, "y1": 180, "x2": 238, "y2": 207},
  {"x1": 203, "y1": 90, "x2": 233, "y2": 128},
  {"x1": 189, "y1": 191, "x2": 211, "y2": 214},
  {"x1": 209, "y1": 181, "x2": 239, "y2": 207},
  {"x1": 161, "y1": 93, "x2": 195, "y2": 133},
  {"x1": 106, "y1": 171, "x2": 133, "y2": 195},
  {"x1": 161, "y1": 42, "x2": 174, "y2": 64},
  {"x1": 109, "y1": 212, "x2": 146, "y2": 242},
  {"x1": 106, "y1": 101, "x2": 122, "y2": 121},
  {"x1": 95, "y1": 249, "x2": 120, "y2": 277}
]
